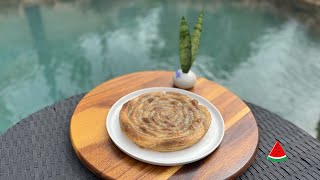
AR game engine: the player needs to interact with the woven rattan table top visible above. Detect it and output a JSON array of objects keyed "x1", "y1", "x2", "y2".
[{"x1": 0, "y1": 94, "x2": 319, "y2": 179}]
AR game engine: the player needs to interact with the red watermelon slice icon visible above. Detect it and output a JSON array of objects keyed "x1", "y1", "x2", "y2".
[{"x1": 267, "y1": 140, "x2": 288, "y2": 162}]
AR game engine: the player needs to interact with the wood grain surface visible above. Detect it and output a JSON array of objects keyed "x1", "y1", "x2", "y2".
[{"x1": 70, "y1": 71, "x2": 259, "y2": 179}]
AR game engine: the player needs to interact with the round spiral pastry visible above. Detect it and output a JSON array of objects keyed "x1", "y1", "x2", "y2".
[{"x1": 119, "y1": 91, "x2": 211, "y2": 151}]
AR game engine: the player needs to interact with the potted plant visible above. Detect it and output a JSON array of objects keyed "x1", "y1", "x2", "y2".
[{"x1": 173, "y1": 10, "x2": 204, "y2": 89}]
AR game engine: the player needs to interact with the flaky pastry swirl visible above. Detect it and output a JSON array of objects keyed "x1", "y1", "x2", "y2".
[{"x1": 120, "y1": 91, "x2": 211, "y2": 151}]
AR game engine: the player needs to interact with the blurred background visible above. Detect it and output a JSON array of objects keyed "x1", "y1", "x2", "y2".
[{"x1": 0, "y1": 0, "x2": 319, "y2": 139}]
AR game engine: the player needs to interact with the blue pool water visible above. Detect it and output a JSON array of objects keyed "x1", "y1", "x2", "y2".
[{"x1": 0, "y1": 1, "x2": 319, "y2": 137}]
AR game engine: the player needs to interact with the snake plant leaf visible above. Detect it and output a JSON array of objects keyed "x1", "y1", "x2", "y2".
[
  {"x1": 191, "y1": 10, "x2": 204, "y2": 65},
  {"x1": 179, "y1": 16, "x2": 192, "y2": 73}
]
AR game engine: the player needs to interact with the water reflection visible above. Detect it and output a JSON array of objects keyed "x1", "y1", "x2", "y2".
[
  {"x1": 219, "y1": 20, "x2": 320, "y2": 137},
  {"x1": 0, "y1": 0, "x2": 319, "y2": 138},
  {"x1": 24, "y1": 4, "x2": 59, "y2": 100},
  {"x1": 78, "y1": 6, "x2": 164, "y2": 78}
]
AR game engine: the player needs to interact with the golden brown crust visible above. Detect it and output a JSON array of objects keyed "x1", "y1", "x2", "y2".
[{"x1": 119, "y1": 91, "x2": 211, "y2": 152}]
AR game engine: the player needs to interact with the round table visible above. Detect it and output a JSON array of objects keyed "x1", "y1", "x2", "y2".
[{"x1": 1, "y1": 75, "x2": 320, "y2": 179}]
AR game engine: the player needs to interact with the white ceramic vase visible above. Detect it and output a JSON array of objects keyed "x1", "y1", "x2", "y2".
[{"x1": 173, "y1": 69, "x2": 197, "y2": 89}]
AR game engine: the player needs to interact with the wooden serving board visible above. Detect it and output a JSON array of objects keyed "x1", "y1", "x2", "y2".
[{"x1": 70, "y1": 71, "x2": 259, "y2": 179}]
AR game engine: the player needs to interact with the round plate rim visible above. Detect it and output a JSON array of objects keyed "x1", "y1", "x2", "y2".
[{"x1": 106, "y1": 87, "x2": 225, "y2": 166}]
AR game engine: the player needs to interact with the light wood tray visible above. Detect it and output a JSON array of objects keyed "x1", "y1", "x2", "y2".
[{"x1": 70, "y1": 71, "x2": 259, "y2": 179}]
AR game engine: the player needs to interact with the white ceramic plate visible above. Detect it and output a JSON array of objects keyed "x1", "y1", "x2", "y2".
[{"x1": 106, "y1": 87, "x2": 224, "y2": 166}]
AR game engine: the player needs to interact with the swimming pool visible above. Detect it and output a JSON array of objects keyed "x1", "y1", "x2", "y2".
[{"x1": 0, "y1": 0, "x2": 319, "y2": 138}]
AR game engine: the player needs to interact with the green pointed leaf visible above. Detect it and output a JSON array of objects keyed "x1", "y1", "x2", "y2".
[
  {"x1": 179, "y1": 16, "x2": 191, "y2": 73},
  {"x1": 191, "y1": 10, "x2": 204, "y2": 65}
]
